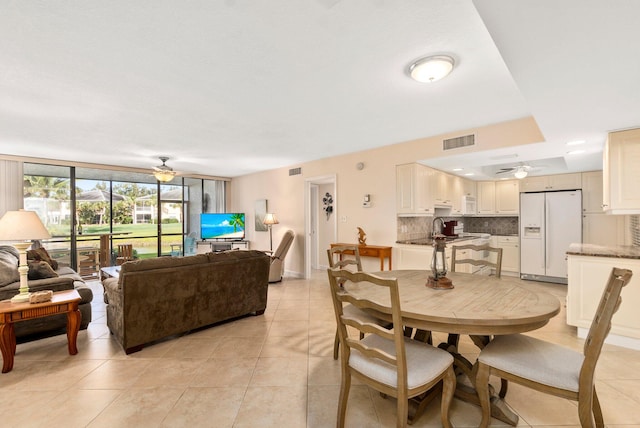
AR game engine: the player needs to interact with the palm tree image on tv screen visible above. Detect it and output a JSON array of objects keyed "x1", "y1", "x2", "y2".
[{"x1": 201, "y1": 213, "x2": 245, "y2": 240}]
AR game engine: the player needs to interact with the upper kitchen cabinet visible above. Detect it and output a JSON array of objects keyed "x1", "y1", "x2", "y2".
[
  {"x1": 397, "y1": 163, "x2": 428, "y2": 215},
  {"x1": 582, "y1": 171, "x2": 604, "y2": 213},
  {"x1": 495, "y1": 180, "x2": 520, "y2": 214},
  {"x1": 519, "y1": 173, "x2": 582, "y2": 192},
  {"x1": 477, "y1": 180, "x2": 519, "y2": 215},
  {"x1": 477, "y1": 181, "x2": 496, "y2": 214},
  {"x1": 603, "y1": 128, "x2": 640, "y2": 214}
]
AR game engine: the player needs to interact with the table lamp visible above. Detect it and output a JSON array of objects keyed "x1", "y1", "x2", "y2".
[
  {"x1": 262, "y1": 213, "x2": 279, "y2": 252},
  {"x1": 0, "y1": 210, "x2": 52, "y2": 302}
]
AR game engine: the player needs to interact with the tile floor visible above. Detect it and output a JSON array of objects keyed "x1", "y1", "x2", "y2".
[{"x1": 2, "y1": 271, "x2": 640, "y2": 427}]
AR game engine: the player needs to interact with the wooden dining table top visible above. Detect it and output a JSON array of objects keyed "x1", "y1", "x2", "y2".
[{"x1": 342, "y1": 270, "x2": 562, "y2": 336}]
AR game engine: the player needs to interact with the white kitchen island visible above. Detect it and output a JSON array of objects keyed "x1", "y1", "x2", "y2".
[{"x1": 567, "y1": 243, "x2": 640, "y2": 350}]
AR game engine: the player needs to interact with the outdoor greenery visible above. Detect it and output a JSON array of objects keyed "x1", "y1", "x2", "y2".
[{"x1": 24, "y1": 175, "x2": 184, "y2": 258}]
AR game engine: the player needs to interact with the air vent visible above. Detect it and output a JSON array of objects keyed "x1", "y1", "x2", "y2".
[
  {"x1": 443, "y1": 134, "x2": 475, "y2": 151},
  {"x1": 289, "y1": 167, "x2": 302, "y2": 176}
]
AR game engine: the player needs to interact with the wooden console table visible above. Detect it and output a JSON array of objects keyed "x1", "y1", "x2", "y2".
[
  {"x1": 330, "y1": 243, "x2": 393, "y2": 271},
  {"x1": 0, "y1": 289, "x2": 81, "y2": 373}
]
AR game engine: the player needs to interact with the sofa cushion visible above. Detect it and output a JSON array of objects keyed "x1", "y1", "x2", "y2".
[
  {"x1": 0, "y1": 245, "x2": 20, "y2": 287},
  {"x1": 27, "y1": 247, "x2": 59, "y2": 270},
  {"x1": 120, "y1": 253, "x2": 210, "y2": 274},
  {"x1": 28, "y1": 261, "x2": 59, "y2": 280}
]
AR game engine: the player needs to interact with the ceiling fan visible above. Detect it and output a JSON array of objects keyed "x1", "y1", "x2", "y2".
[
  {"x1": 495, "y1": 163, "x2": 542, "y2": 179},
  {"x1": 152, "y1": 157, "x2": 178, "y2": 182}
]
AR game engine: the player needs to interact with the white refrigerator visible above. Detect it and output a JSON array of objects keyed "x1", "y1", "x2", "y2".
[{"x1": 520, "y1": 190, "x2": 582, "y2": 284}]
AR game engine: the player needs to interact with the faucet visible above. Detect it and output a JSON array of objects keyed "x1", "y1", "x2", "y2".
[{"x1": 432, "y1": 217, "x2": 445, "y2": 238}]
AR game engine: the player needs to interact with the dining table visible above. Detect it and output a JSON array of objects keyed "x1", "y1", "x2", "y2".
[{"x1": 342, "y1": 269, "x2": 562, "y2": 426}]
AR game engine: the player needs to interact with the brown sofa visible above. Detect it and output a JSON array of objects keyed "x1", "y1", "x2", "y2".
[
  {"x1": 102, "y1": 250, "x2": 270, "y2": 354},
  {"x1": 0, "y1": 245, "x2": 93, "y2": 340}
]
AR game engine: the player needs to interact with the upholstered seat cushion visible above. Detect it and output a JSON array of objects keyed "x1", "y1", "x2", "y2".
[
  {"x1": 479, "y1": 334, "x2": 584, "y2": 392},
  {"x1": 349, "y1": 334, "x2": 453, "y2": 390}
]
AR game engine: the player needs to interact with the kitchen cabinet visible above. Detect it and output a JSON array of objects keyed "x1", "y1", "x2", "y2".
[
  {"x1": 496, "y1": 235, "x2": 519, "y2": 276},
  {"x1": 567, "y1": 251, "x2": 640, "y2": 349},
  {"x1": 477, "y1": 181, "x2": 496, "y2": 214},
  {"x1": 495, "y1": 180, "x2": 519, "y2": 214},
  {"x1": 520, "y1": 173, "x2": 582, "y2": 192},
  {"x1": 449, "y1": 175, "x2": 466, "y2": 215},
  {"x1": 396, "y1": 244, "x2": 443, "y2": 270},
  {"x1": 603, "y1": 128, "x2": 640, "y2": 214},
  {"x1": 582, "y1": 170, "x2": 629, "y2": 246},
  {"x1": 582, "y1": 171, "x2": 604, "y2": 213},
  {"x1": 477, "y1": 180, "x2": 518, "y2": 215},
  {"x1": 396, "y1": 163, "x2": 429, "y2": 215},
  {"x1": 426, "y1": 168, "x2": 452, "y2": 207}
]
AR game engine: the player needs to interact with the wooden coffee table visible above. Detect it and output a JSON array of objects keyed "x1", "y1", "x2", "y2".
[{"x1": 0, "y1": 289, "x2": 81, "y2": 373}]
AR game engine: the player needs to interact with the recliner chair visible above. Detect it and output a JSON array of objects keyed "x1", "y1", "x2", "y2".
[{"x1": 268, "y1": 229, "x2": 294, "y2": 283}]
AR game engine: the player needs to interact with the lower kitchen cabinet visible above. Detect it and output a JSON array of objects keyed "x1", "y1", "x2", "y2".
[
  {"x1": 567, "y1": 252, "x2": 640, "y2": 349},
  {"x1": 490, "y1": 235, "x2": 519, "y2": 277}
]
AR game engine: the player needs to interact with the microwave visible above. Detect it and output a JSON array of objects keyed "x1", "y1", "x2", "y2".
[{"x1": 462, "y1": 195, "x2": 476, "y2": 215}]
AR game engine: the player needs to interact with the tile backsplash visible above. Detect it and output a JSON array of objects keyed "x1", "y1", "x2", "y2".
[{"x1": 397, "y1": 216, "x2": 519, "y2": 241}]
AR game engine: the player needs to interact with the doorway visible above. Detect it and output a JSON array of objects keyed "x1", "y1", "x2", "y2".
[{"x1": 304, "y1": 175, "x2": 336, "y2": 278}]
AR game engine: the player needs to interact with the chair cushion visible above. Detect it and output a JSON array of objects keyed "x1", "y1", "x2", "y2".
[
  {"x1": 349, "y1": 334, "x2": 453, "y2": 390},
  {"x1": 479, "y1": 334, "x2": 584, "y2": 392}
]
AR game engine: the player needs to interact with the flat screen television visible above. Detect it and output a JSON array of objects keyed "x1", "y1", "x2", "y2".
[{"x1": 200, "y1": 213, "x2": 245, "y2": 240}]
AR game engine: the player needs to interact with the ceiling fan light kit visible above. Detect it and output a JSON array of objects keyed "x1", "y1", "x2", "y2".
[
  {"x1": 514, "y1": 167, "x2": 528, "y2": 179},
  {"x1": 408, "y1": 55, "x2": 455, "y2": 83},
  {"x1": 153, "y1": 156, "x2": 177, "y2": 182}
]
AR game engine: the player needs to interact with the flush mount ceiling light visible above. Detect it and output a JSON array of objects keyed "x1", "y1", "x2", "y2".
[
  {"x1": 408, "y1": 55, "x2": 455, "y2": 83},
  {"x1": 153, "y1": 156, "x2": 177, "y2": 182}
]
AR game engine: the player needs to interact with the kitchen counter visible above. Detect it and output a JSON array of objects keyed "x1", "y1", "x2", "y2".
[
  {"x1": 396, "y1": 233, "x2": 490, "y2": 246},
  {"x1": 567, "y1": 243, "x2": 640, "y2": 260}
]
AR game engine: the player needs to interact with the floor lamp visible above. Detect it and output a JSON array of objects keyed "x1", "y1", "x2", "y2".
[
  {"x1": 262, "y1": 213, "x2": 279, "y2": 252},
  {"x1": 0, "y1": 210, "x2": 52, "y2": 303}
]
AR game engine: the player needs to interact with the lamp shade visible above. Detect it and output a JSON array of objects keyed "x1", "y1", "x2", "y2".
[
  {"x1": 153, "y1": 170, "x2": 177, "y2": 182},
  {"x1": 263, "y1": 213, "x2": 279, "y2": 226},
  {"x1": 0, "y1": 209, "x2": 51, "y2": 241}
]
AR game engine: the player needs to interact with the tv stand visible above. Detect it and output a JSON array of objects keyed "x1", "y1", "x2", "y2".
[{"x1": 197, "y1": 240, "x2": 250, "y2": 253}]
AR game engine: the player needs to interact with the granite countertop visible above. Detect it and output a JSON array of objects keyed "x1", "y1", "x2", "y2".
[
  {"x1": 396, "y1": 233, "x2": 489, "y2": 246},
  {"x1": 567, "y1": 243, "x2": 640, "y2": 260}
]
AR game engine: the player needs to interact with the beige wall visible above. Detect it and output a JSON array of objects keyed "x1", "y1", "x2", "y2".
[{"x1": 230, "y1": 116, "x2": 544, "y2": 278}]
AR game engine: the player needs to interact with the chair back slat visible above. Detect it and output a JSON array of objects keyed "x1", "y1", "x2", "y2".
[
  {"x1": 328, "y1": 245, "x2": 363, "y2": 271},
  {"x1": 580, "y1": 267, "x2": 632, "y2": 386},
  {"x1": 327, "y1": 269, "x2": 407, "y2": 385},
  {"x1": 451, "y1": 244, "x2": 503, "y2": 278}
]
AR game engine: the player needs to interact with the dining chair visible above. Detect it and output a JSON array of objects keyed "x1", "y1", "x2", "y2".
[
  {"x1": 327, "y1": 245, "x2": 391, "y2": 360},
  {"x1": 328, "y1": 268, "x2": 456, "y2": 428},
  {"x1": 451, "y1": 244, "x2": 503, "y2": 278},
  {"x1": 116, "y1": 244, "x2": 134, "y2": 265},
  {"x1": 475, "y1": 267, "x2": 633, "y2": 428}
]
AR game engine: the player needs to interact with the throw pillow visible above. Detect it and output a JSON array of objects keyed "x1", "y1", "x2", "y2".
[
  {"x1": 27, "y1": 247, "x2": 58, "y2": 271},
  {"x1": 28, "y1": 261, "x2": 59, "y2": 280},
  {"x1": 0, "y1": 245, "x2": 20, "y2": 287}
]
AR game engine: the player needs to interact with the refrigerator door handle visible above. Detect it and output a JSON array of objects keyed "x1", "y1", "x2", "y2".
[
  {"x1": 541, "y1": 202, "x2": 546, "y2": 269},
  {"x1": 545, "y1": 201, "x2": 550, "y2": 269}
]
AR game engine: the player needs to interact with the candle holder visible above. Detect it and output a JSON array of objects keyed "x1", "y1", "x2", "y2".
[{"x1": 426, "y1": 235, "x2": 454, "y2": 290}]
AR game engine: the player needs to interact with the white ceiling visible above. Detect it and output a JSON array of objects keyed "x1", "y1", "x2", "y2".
[{"x1": 1, "y1": 1, "x2": 638, "y2": 179}]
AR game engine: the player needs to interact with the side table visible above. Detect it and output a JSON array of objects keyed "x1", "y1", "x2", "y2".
[
  {"x1": 0, "y1": 289, "x2": 81, "y2": 373},
  {"x1": 330, "y1": 243, "x2": 393, "y2": 271}
]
